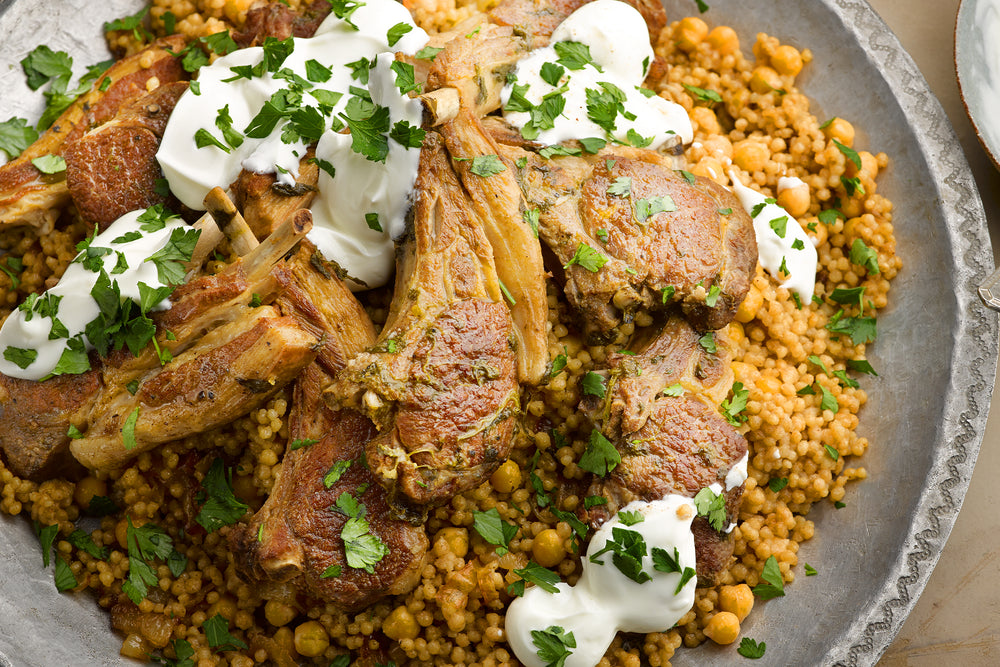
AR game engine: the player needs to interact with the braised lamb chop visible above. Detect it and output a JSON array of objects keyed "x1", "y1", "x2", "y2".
[
  {"x1": 580, "y1": 316, "x2": 748, "y2": 584},
  {"x1": 495, "y1": 140, "x2": 757, "y2": 341},
  {"x1": 327, "y1": 132, "x2": 523, "y2": 514},
  {"x1": 0, "y1": 36, "x2": 187, "y2": 232}
]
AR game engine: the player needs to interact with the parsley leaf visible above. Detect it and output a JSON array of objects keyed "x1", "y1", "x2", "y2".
[
  {"x1": 386, "y1": 22, "x2": 413, "y2": 47},
  {"x1": 415, "y1": 45, "x2": 443, "y2": 60},
  {"x1": 683, "y1": 83, "x2": 722, "y2": 104},
  {"x1": 339, "y1": 96, "x2": 390, "y2": 162},
  {"x1": 122, "y1": 406, "x2": 140, "y2": 450},
  {"x1": 511, "y1": 561, "x2": 561, "y2": 594},
  {"x1": 751, "y1": 555, "x2": 785, "y2": 600},
  {"x1": 832, "y1": 138, "x2": 861, "y2": 169},
  {"x1": 849, "y1": 238, "x2": 880, "y2": 275},
  {"x1": 469, "y1": 154, "x2": 506, "y2": 177},
  {"x1": 195, "y1": 458, "x2": 249, "y2": 532},
  {"x1": 0, "y1": 117, "x2": 39, "y2": 159},
  {"x1": 737, "y1": 637, "x2": 766, "y2": 659},
  {"x1": 720, "y1": 381, "x2": 749, "y2": 426},
  {"x1": 588, "y1": 526, "x2": 651, "y2": 583},
  {"x1": 203, "y1": 614, "x2": 248, "y2": 651},
  {"x1": 581, "y1": 371, "x2": 607, "y2": 398},
  {"x1": 768, "y1": 477, "x2": 788, "y2": 492},
  {"x1": 607, "y1": 176, "x2": 631, "y2": 197},
  {"x1": 31, "y1": 154, "x2": 66, "y2": 174},
  {"x1": 342, "y1": 516, "x2": 389, "y2": 573},
  {"x1": 804, "y1": 563, "x2": 818, "y2": 576},
  {"x1": 323, "y1": 460, "x2": 353, "y2": 489},
  {"x1": 562, "y1": 243, "x2": 608, "y2": 272},
  {"x1": 145, "y1": 227, "x2": 201, "y2": 285},
  {"x1": 553, "y1": 41, "x2": 601, "y2": 71},
  {"x1": 472, "y1": 508, "x2": 517, "y2": 554},
  {"x1": 67, "y1": 528, "x2": 108, "y2": 560},
  {"x1": 531, "y1": 625, "x2": 575, "y2": 667},
  {"x1": 618, "y1": 510, "x2": 643, "y2": 526},
  {"x1": 578, "y1": 430, "x2": 620, "y2": 477},
  {"x1": 693, "y1": 487, "x2": 727, "y2": 531},
  {"x1": 769, "y1": 215, "x2": 788, "y2": 238},
  {"x1": 634, "y1": 195, "x2": 676, "y2": 222},
  {"x1": 3, "y1": 345, "x2": 37, "y2": 369}
]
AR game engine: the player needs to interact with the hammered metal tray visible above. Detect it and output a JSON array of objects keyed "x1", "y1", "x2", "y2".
[{"x1": 0, "y1": 1, "x2": 995, "y2": 665}]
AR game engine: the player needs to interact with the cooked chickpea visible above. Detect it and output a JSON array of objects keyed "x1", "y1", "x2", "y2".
[
  {"x1": 490, "y1": 459, "x2": 521, "y2": 494},
  {"x1": 735, "y1": 284, "x2": 763, "y2": 324},
  {"x1": 847, "y1": 150, "x2": 879, "y2": 179},
  {"x1": 692, "y1": 157, "x2": 725, "y2": 185},
  {"x1": 532, "y1": 529, "x2": 564, "y2": 567},
  {"x1": 690, "y1": 106, "x2": 721, "y2": 135},
  {"x1": 293, "y1": 620, "x2": 329, "y2": 657},
  {"x1": 209, "y1": 595, "x2": 237, "y2": 621},
  {"x1": 703, "y1": 611, "x2": 740, "y2": 645},
  {"x1": 435, "y1": 527, "x2": 469, "y2": 558},
  {"x1": 264, "y1": 599, "x2": 296, "y2": 627},
  {"x1": 771, "y1": 44, "x2": 803, "y2": 77},
  {"x1": 733, "y1": 140, "x2": 770, "y2": 173},
  {"x1": 706, "y1": 25, "x2": 739, "y2": 55},
  {"x1": 777, "y1": 183, "x2": 810, "y2": 217},
  {"x1": 383, "y1": 605, "x2": 420, "y2": 641},
  {"x1": 676, "y1": 17, "x2": 709, "y2": 51},
  {"x1": 718, "y1": 584, "x2": 755, "y2": 622},
  {"x1": 223, "y1": 0, "x2": 254, "y2": 24},
  {"x1": 74, "y1": 476, "x2": 107, "y2": 509},
  {"x1": 822, "y1": 117, "x2": 855, "y2": 147},
  {"x1": 750, "y1": 66, "x2": 782, "y2": 94}
]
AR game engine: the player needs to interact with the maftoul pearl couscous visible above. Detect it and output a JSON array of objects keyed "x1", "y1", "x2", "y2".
[{"x1": 0, "y1": 1, "x2": 899, "y2": 665}]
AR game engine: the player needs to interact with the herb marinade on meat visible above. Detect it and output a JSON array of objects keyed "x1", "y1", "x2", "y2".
[{"x1": 0, "y1": 1, "x2": 899, "y2": 665}]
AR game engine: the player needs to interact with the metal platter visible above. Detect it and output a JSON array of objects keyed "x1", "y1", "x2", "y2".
[{"x1": 0, "y1": 0, "x2": 995, "y2": 665}]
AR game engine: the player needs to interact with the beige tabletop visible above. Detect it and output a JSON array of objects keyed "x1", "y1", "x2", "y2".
[{"x1": 859, "y1": 0, "x2": 1000, "y2": 664}]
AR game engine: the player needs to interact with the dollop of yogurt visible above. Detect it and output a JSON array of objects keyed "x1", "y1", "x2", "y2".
[
  {"x1": 729, "y1": 170, "x2": 817, "y2": 300},
  {"x1": 157, "y1": 0, "x2": 428, "y2": 288},
  {"x1": 500, "y1": 0, "x2": 692, "y2": 148},
  {"x1": 0, "y1": 209, "x2": 191, "y2": 380},
  {"x1": 506, "y1": 496, "x2": 698, "y2": 667}
]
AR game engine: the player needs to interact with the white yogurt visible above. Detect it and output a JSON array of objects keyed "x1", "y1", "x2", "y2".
[
  {"x1": 728, "y1": 170, "x2": 817, "y2": 301},
  {"x1": 0, "y1": 209, "x2": 190, "y2": 380},
  {"x1": 157, "y1": 0, "x2": 428, "y2": 288},
  {"x1": 506, "y1": 496, "x2": 697, "y2": 667},
  {"x1": 777, "y1": 175, "x2": 807, "y2": 193},
  {"x1": 500, "y1": 0, "x2": 692, "y2": 149}
]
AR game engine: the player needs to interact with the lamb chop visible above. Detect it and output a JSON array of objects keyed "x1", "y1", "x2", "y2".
[
  {"x1": 327, "y1": 132, "x2": 521, "y2": 514},
  {"x1": 487, "y1": 0, "x2": 666, "y2": 47},
  {"x1": 227, "y1": 209, "x2": 428, "y2": 609},
  {"x1": 69, "y1": 209, "x2": 320, "y2": 472},
  {"x1": 580, "y1": 316, "x2": 748, "y2": 584},
  {"x1": 230, "y1": 150, "x2": 319, "y2": 241},
  {"x1": 494, "y1": 140, "x2": 757, "y2": 341},
  {"x1": 63, "y1": 81, "x2": 189, "y2": 231},
  {"x1": 0, "y1": 36, "x2": 186, "y2": 232}
]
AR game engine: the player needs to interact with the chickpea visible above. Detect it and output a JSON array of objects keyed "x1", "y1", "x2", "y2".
[
  {"x1": 809, "y1": 218, "x2": 829, "y2": 246},
  {"x1": 223, "y1": 0, "x2": 254, "y2": 24},
  {"x1": 209, "y1": 595, "x2": 237, "y2": 622},
  {"x1": 264, "y1": 599, "x2": 296, "y2": 627},
  {"x1": 293, "y1": 620, "x2": 329, "y2": 658},
  {"x1": 74, "y1": 476, "x2": 107, "y2": 509},
  {"x1": 692, "y1": 157, "x2": 725, "y2": 185},
  {"x1": 689, "y1": 106, "x2": 720, "y2": 135},
  {"x1": 706, "y1": 25, "x2": 739, "y2": 55},
  {"x1": 532, "y1": 529, "x2": 565, "y2": 567},
  {"x1": 490, "y1": 460, "x2": 522, "y2": 494},
  {"x1": 676, "y1": 16, "x2": 709, "y2": 51},
  {"x1": 435, "y1": 527, "x2": 469, "y2": 558},
  {"x1": 749, "y1": 66, "x2": 782, "y2": 94},
  {"x1": 771, "y1": 44, "x2": 803, "y2": 77},
  {"x1": 703, "y1": 611, "x2": 741, "y2": 645},
  {"x1": 777, "y1": 183, "x2": 810, "y2": 218},
  {"x1": 732, "y1": 140, "x2": 770, "y2": 173},
  {"x1": 383, "y1": 605, "x2": 420, "y2": 641},
  {"x1": 735, "y1": 284, "x2": 762, "y2": 324},
  {"x1": 822, "y1": 117, "x2": 855, "y2": 147},
  {"x1": 718, "y1": 584, "x2": 755, "y2": 622},
  {"x1": 846, "y1": 150, "x2": 879, "y2": 179}
]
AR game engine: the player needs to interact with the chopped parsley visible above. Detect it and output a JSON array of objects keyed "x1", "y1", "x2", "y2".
[
  {"x1": 693, "y1": 487, "x2": 727, "y2": 531},
  {"x1": 833, "y1": 138, "x2": 861, "y2": 169},
  {"x1": 415, "y1": 45, "x2": 443, "y2": 61},
  {"x1": 721, "y1": 381, "x2": 749, "y2": 426},
  {"x1": 338, "y1": 96, "x2": 391, "y2": 163},
  {"x1": 606, "y1": 176, "x2": 632, "y2": 197},
  {"x1": 824, "y1": 444, "x2": 840, "y2": 460},
  {"x1": 203, "y1": 614, "x2": 248, "y2": 652},
  {"x1": 0, "y1": 117, "x2": 39, "y2": 159},
  {"x1": 618, "y1": 510, "x2": 643, "y2": 526},
  {"x1": 737, "y1": 637, "x2": 766, "y2": 659},
  {"x1": 122, "y1": 406, "x2": 140, "y2": 450},
  {"x1": 31, "y1": 154, "x2": 66, "y2": 174},
  {"x1": 562, "y1": 243, "x2": 608, "y2": 272},
  {"x1": 386, "y1": 22, "x2": 413, "y2": 47},
  {"x1": 751, "y1": 555, "x2": 786, "y2": 600},
  {"x1": 523, "y1": 209, "x2": 540, "y2": 238},
  {"x1": 769, "y1": 477, "x2": 788, "y2": 492},
  {"x1": 531, "y1": 625, "x2": 576, "y2": 667},
  {"x1": 705, "y1": 283, "x2": 722, "y2": 307},
  {"x1": 581, "y1": 371, "x2": 607, "y2": 398},
  {"x1": 634, "y1": 195, "x2": 676, "y2": 223},
  {"x1": 578, "y1": 430, "x2": 620, "y2": 477},
  {"x1": 553, "y1": 41, "x2": 601, "y2": 71},
  {"x1": 469, "y1": 154, "x2": 506, "y2": 177},
  {"x1": 682, "y1": 83, "x2": 722, "y2": 104},
  {"x1": 510, "y1": 561, "x2": 561, "y2": 595},
  {"x1": 651, "y1": 546, "x2": 697, "y2": 594},
  {"x1": 195, "y1": 458, "x2": 249, "y2": 532},
  {"x1": 804, "y1": 563, "x2": 818, "y2": 576},
  {"x1": 769, "y1": 215, "x2": 788, "y2": 238},
  {"x1": 698, "y1": 331, "x2": 717, "y2": 354},
  {"x1": 826, "y1": 309, "x2": 877, "y2": 345},
  {"x1": 849, "y1": 238, "x2": 880, "y2": 275},
  {"x1": 122, "y1": 519, "x2": 187, "y2": 604},
  {"x1": 323, "y1": 460, "x2": 353, "y2": 489},
  {"x1": 588, "y1": 526, "x2": 651, "y2": 584},
  {"x1": 472, "y1": 508, "x2": 518, "y2": 554},
  {"x1": 341, "y1": 513, "x2": 388, "y2": 573}
]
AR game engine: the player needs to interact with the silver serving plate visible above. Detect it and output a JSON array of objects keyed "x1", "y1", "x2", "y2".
[{"x1": 0, "y1": 0, "x2": 995, "y2": 665}]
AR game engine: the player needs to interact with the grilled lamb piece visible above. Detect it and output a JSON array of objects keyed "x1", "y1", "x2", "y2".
[
  {"x1": 63, "y1": 81, "x2": 188, "y2": 231},
  {"x1": 233, "y1": 0, "x2": 332, "y2": 47},
  {"x1": 231, "y1": 363, "x2": 429, "y2": 609},
  {"x1": 580, "y1": 316, "x2": 747, "y2": 584},
  {"x1": 439, "y1": 109, "x2": 548, "y2": 384},
  {"x1": 495, "y1": 140, "x2": 757, "y2": 340},
  {"x1": 327, "y1": 132, "x2": 520, "y2": 513},
  {"x1": 0, "y1": 36, "x2": 186, "y2": 232}
]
